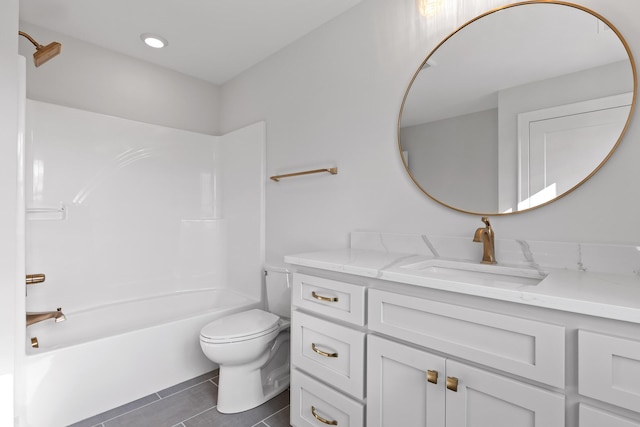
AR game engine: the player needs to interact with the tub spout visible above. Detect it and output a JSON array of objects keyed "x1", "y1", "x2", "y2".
[{"x1": 26, "y1": 307, "x2": 66, "y2": 326}]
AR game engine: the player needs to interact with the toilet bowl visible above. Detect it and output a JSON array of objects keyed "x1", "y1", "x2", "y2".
[{"x1": 199, "y1": 266, "x2": 291, "y2": 414}]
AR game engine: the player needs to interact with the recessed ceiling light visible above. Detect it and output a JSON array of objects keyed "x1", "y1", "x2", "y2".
[{"x1": 140, "y1": 33, "x2": 168, "y2": 49}]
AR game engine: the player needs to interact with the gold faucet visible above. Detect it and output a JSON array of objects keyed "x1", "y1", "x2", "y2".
[
  {"x1": 26, "y1": 307, "x2": 66, "y2": 326},
  {"x1": 473, "y1": 217, "x2": 496, "y2": 264}
]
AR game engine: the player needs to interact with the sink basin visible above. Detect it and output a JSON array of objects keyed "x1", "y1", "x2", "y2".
[{"x1": 400, "y1": 259, "x2": 547, "y2": 286}]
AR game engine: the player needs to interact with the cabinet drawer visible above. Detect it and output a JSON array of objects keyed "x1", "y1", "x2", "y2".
[
  {"x1": 579, "y1": 330, "x2": 640, "y2": 412},
  {"x1": 292, "y1": 310, "x2": 365, "y2": 399},
  {"x1": 368, "y1": 289, "x2": 565, "y2": 388},
  {"x1": 292, "y1": 273, "x2": 366, "y2": 326},
  {"x1": 579, "y1": 404, "x2": 640, "y2": 427},
  {"x1": 291, "y1": 369, "x2": 364, "y2": 427}
]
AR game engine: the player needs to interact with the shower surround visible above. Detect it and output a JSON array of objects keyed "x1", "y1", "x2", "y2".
[{"x1": 19, "y1": 100, "x2": 266, "y2": 426}]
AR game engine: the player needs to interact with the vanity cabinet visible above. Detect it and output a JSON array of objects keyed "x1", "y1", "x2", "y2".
[
  {"x1": 287, "y1": 264, "x2": 640, "y2": 427},
  {"x1": 367, "y1": 335, "x2": 565, "y2": 427},
  {"x1": 290, "y1": 273, "x2": 367, "y2": 427}
]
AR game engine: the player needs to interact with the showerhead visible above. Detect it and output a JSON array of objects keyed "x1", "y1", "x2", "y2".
[
  {"x1": 34, "y1": 41, "x2": 62, "y2": 67},
  {"x1": 19, "y1": 31, "x2": 62, "y2": 67}
]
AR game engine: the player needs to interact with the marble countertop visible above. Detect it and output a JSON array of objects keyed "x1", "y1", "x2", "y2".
[{"x1": 284, "y1": 248, "x2": 640, "y2": 324}]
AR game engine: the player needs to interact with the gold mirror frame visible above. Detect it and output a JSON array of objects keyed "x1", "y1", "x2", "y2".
[{"x1": 398, "y1": 1, "x2": 637, "y2": 216}]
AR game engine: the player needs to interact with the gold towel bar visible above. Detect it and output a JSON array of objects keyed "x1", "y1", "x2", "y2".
[{"x1": 270, "y1": 167, "x2": 338, "y2": 182}]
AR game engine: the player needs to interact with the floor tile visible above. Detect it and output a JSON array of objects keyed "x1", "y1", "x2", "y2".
[
  {"x1": 157, "y1": 370, "x2": 219, "y2": 398},
  {"x1": 104, "y1": 381, "x2": 218, "y2": 427},
  {"x1": 263, "y1": 405, "x2": 290, "y2": 427},
  {"x1": 68, "y1": 393, "x2": 160, "y2": 427},
  {"x1": 184, "y1": 389, "x2": 290, "y2": 427}
]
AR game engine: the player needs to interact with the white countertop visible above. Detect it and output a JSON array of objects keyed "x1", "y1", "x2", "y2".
[{"x1": 285, "y1": 248, "x2": 640, "y2": 324}]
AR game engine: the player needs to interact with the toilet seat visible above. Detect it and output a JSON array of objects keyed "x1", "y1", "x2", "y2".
[{"x1": 200, "y1": 309, "x2": 280, "y2": 344}]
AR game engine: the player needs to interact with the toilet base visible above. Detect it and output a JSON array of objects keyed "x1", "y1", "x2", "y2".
[{"x1": 216, "y1": 331, "x2": 290, "y2": 414}]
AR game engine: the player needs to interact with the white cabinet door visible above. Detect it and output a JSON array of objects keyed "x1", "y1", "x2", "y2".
[
  {"x1": 445, "y1": 360, "x2": 565, "y2": 427},
  {"x1": 580, "y1": 404, "x2": 640, "y2": 427},
  {"x1": 367, "y1": 335, "x2": 446, "y2": 427}
]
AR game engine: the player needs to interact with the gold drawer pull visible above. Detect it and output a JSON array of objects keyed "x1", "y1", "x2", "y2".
[
  {"x1": 311, "y1": 405, "x2": 338, "y2": 425},
  {"x1": 427, "y1": 370, "x2": 438, "y2": 384},
  {"x1": 446, "y1": 376, "x2": 459, "y2": 392},
  {"x1": 311, "y1": 291, "x2": 338, "y2": 303},
  {"x1": 312, "y1": 343, "x2": 338, "y2": 358},
  {"x1": 26, "y1": 274, "x2": 46, "y2": 285}
]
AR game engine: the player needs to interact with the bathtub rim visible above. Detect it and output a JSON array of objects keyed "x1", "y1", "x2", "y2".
[{"x1": 25, "y1": 287, "x2": 261, "y2": 355}]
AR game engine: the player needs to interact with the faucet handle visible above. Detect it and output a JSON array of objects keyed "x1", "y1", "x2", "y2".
[{"x1": 481, "y1": 217, "x2": 491, "y2": 227}]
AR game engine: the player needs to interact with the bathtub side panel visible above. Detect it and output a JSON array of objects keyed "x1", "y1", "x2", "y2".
[{"x1": 24, "y1": 299, "x2": 259, "y2": 427}]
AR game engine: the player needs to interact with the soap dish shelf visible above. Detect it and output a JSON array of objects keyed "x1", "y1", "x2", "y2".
[{"x1": 26, "y1": 204, "x2": 66, "y2": 221}]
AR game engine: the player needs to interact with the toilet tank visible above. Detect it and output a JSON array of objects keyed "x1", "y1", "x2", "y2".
[{"x1": 264, "y1": 265, "x2": 292, "y2": 318}]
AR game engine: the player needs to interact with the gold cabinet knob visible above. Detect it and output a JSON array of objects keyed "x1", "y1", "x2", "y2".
[
  {"x1": 446, "y1": 376, "x2": 459, "y2": 392},
  {"x1": 427, "y1": 370, "x2": 438, "y2": 384}
]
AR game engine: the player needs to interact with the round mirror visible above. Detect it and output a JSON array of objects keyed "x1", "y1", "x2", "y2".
[{"x1": 399, "y1": 1, "x2": 636, "y2": 215}]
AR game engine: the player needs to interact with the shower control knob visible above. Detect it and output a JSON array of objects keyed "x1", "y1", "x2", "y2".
[{"x1": 26, "y1": 274, "x2": 46, "y2": 285}]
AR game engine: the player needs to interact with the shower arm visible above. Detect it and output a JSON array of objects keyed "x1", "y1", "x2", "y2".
[{"x1": 19, "y1": 31, "x2": 42, "y2": 49}]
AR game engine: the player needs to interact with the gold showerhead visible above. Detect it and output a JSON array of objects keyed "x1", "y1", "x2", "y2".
[{"x1": 18, "y1": 31, "x2": 62, "y2": 67}]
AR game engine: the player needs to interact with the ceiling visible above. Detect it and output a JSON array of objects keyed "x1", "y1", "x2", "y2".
[{"x1": 19, "y1": 0, "x2": 364, "y2": 84}]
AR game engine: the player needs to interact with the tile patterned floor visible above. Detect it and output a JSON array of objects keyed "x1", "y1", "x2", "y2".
[{"x1": 69, "y1": 370, "x2": 290, "y2": 427}]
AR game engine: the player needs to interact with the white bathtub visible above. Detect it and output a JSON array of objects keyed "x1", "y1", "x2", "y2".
[{"x1": 21, "y1": 288, "x2": 260, "y2": 427}]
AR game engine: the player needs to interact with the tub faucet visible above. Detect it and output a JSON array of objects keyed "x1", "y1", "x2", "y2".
[
  {"x1": 473, "y1": 217, "x2": 496, "y2": 264},
  {"x1": 26, "y1": 307, "x2": 66, "y2": 326}
]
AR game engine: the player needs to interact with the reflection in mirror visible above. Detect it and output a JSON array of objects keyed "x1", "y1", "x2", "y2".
[{"x1": 399, "y1": 1, "x2": 636, "y2": 215}]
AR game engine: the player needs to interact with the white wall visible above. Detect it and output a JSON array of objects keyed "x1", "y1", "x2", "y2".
[
  {"x1": 18, "y1": 22, "x2": 221, "y2": 136},
  {"x1": 220, "y1": 0, "x2": 640, "y2": 269}
]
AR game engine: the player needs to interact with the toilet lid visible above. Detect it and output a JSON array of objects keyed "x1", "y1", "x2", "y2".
[{"x1": 200, "y1": 309, "x2": 280, "y2": 343}]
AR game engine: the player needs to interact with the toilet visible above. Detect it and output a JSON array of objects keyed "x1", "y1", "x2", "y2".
[{"x1": 199, "y1": 265, "x2": 291, "y2": 414}]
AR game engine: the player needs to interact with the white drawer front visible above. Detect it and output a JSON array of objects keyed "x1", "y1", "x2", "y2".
[
  {"x1": 292, "y1": 273, "x2": 366, "y2": 326},
  {"x1": 579, "y1": 330, "x2": 640, "y2": 412},
  {"x1": 580, "y1": 404, "x2": 640, "y2": 427},
  {"x1": 368, "y1": 289, "x2": 565, "y2": 388},
  {"x1": 292, "y1": 310, "x2": 365, "y2": 399},
  {"x1": 291, "y1": 369, "x2": 364, "y2": 427}
]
